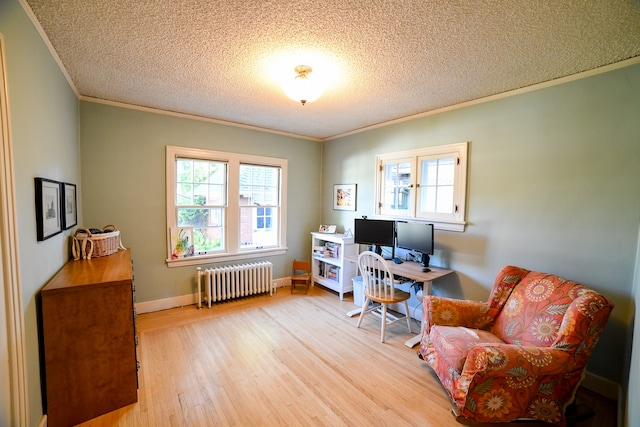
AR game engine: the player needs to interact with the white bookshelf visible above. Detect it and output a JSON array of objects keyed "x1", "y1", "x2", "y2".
[{"x1": 311, "y1": 232, "x2": 357, "y2": 300}]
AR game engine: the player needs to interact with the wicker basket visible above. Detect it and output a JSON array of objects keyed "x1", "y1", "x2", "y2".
[{"x1": 72, "y1": 225, "x2": 126, "y2": 260}]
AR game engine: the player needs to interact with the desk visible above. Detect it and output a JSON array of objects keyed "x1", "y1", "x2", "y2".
[{"x1": 345, "y1": 255, "x2": 454, "y2": 347}]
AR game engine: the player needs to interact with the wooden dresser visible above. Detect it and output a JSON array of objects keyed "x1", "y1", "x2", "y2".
[{"x1": 40, "y1": 249, "x2": 138, "y2": 427}]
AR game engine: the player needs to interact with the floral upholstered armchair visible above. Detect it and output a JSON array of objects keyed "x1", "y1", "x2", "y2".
[{"x1": 418, "y1": 266, "x2": 614, "y2": 426}]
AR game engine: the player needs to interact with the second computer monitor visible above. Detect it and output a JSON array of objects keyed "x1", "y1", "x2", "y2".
[{"x1": 395, "y1": 221, "x2": 434, "y2": 267}]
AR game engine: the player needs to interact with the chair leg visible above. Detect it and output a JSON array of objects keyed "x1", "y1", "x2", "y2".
[
  {"x1": 356, "y1": 297, "x2": 369, "y2": 328},
  {"x1": 403, "y1": 300, "x2": 412, "y2": 333},
  {"x1": 380, "y1": 303, "x2": 388, "y2": 343}
]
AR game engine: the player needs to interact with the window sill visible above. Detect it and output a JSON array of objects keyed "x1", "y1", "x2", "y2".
[
  {"x1": 166, "y1": 247, "x2": 287, "y2": 268},
  {"x1": 433, "y1": 220, "x2": 466, "y2": 232}
]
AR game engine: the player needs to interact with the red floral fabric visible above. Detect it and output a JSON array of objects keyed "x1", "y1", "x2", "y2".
[{"x1": 419, "y1": 266, "x2": 614, "y2": 426}]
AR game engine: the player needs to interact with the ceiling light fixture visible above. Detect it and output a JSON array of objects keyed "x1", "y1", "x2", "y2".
[{"x1": 283, "y1": 65, "x2": 324, "y2": 106}]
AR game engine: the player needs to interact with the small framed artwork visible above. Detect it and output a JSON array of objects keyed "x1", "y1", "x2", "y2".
[
  {"x1": 62, "y1": 182, "x2": 77, "y2": 229},
  {"x1": 35, "y1": 178, "x2": 62, "y2": 241},
  {"x1": 319, "y1": 224, "x2": 337, "y2": 233},
  {"x1": 333, "y1": 184, "x2": 357, "y2": 211},
  {"x1": 170, "y1": 227, "x2": 195, "y2": 259}
]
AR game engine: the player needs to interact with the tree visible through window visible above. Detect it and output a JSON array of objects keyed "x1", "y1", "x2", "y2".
[{"x1": 176, "y1": 158, "x2": 226, "y2": 252}]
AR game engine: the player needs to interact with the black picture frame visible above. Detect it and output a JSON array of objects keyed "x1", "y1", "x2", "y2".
[
  {"x1": 62, "y1": 182, "x2": 77, "y2": 229},
  {"x1": 35, "y1": 177, "x2": 62, "y2": 241}
]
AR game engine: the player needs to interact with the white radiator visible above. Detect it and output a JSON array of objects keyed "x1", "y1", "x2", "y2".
[{"x1": 197, "y1": 261, "x2": 273, "y2": 309}]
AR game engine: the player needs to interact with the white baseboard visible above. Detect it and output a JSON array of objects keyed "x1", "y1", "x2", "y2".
[
  {"x1": 135, "y1": 279, "x2": 288, "y2": 314},
  {"x1": 135, "y1": 293, "x2": 200, "y2": 314},
  {"x1": 272, "y1": 277, "x2": 289, "y2": 289}
]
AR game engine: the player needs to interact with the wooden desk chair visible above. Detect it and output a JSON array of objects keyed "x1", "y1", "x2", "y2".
[
  {"x1": 356, "y1": 251, "x2": 412, "y2": 342},
  {"x1": 291, "y1": 260, "x2": 311, "y2": 294}
]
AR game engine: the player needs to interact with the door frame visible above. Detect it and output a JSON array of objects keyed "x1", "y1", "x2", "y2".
[{"x1": 0, "y1": 33, "x2": 30, "y2": 427}]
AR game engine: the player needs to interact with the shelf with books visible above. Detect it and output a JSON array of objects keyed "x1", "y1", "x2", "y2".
[{"x1": 310, "y1": 232, "x2": 357, "y2": 300}]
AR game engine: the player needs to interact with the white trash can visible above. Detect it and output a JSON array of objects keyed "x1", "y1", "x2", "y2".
[{"x1": 352, "y1": 276, "x2": 364, "y2": 307}]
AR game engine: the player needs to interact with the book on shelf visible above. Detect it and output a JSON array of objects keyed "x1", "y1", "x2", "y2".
[{"x1": 327, "y1": 266, "x2": 339, "y2": 281}]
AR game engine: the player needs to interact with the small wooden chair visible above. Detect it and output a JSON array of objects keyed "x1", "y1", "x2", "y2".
[{"x1": 291, "y1": 260, "x2": 311, "y2": 294}]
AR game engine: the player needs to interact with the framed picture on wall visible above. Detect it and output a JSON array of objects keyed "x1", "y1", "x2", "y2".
[
  {"x1": 35, "y1": 177, "x2": 62, "y2": 241},
  {"x1": 62, "y1": 182, "x2": 77, "y2": 229},
  {"x1": 333, "y1": 184, "x2": 357, "y2": 211}
]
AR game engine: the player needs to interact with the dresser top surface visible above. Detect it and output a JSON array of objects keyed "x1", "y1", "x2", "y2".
[{"x1": 42, "y1": 249, "x2": 132, "y2": 291}]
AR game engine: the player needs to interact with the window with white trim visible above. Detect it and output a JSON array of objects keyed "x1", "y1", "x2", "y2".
[
  {"x1": 375, "y1": 142, "x2": 468, "y2": 231},
  {"x1": 166, "y1": 146, "x2": 287, "y2": 266}
]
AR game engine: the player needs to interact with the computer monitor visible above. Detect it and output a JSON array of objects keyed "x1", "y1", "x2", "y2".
[
  {"x1": 395, "y1": 221, "x2": 434, "y2": 268},
  {"x1": 354, "y1": 218, "x2": 395, "y2": 259}
]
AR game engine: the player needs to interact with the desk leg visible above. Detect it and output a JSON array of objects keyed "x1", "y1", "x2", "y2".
[
  {"x1": 346, "y1": 307, "x2": 362, "y2": 317},
  {"x1": 404, "y1": 281, "x2": 431, "y2": 348},
  {"x1": 404, "y1": 335, "x2": 421, "y2": 348}
]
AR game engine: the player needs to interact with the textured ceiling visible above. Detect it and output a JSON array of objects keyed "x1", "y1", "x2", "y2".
[{"x1": 24, "y1": 0, "x2": 640, "y2": 140}]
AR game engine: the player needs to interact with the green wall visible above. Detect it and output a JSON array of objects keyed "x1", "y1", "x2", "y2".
[
  {"x1": 322, "y1": 64, "x2": 640, "y2": 386},
  {"x1": 80, "y1": 102, "x2": 322, "y2": 303},
  {"x1": 1, "y1": 0, "x2": 81, "y2": 424}
]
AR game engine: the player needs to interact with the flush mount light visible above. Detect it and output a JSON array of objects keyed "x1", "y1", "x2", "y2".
[{"x1": 283, "y1": 65, "x2": 324, "y2": 106}]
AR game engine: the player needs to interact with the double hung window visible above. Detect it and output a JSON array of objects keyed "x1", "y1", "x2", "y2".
[{"x1": 166, "y1": 146, "x2": 287, "y2": 265}]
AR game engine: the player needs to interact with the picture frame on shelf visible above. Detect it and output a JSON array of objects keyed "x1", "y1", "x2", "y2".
[
  {"x1": 319, "y1": 224, "x2": 337, "y2": 233},
  {"x1": 35, "y1": 177, "x2": 62, "y2": 241},
  {"x1": 62, "y1": 182, "x2": 77, "y2": 229},
  {"x1": 333, "y1": 183, "x2": 356, "y2": 211}
]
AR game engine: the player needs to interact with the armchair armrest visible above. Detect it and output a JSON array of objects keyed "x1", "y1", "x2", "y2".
[
  {"x1": 451, "y1": 344, "x2": 583, "y2": 421},
  {"x1": 424, "y1": 296, "x2": 495, "y2": 333},
  {"x1": 464, "y1": 344, "x2": 574, "y2": 377}
]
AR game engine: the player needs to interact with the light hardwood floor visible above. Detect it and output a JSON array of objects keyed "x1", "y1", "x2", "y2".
[{"x1": 76, "y1": 285, "x2": 616, "y2": 427}]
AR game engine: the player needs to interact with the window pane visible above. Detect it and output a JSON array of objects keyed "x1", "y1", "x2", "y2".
[
  {"x1": 437, "y1": 158, "x2": 455, "y2": 185},
  {"x1": 177, "y1": 208, "x2": 223, "y2": 228},
  {"x1": 382, "y1": 162, "x2": 411, "y2": 211},
  {"x1": 436, "y1": 186, "x2": 454, "y2": 213},
  {"x1": 422, "y1": 159, "x2": 437, "y2": 186},
  {"x1": 193, "y1": 184, "x2": 208, "y2": 205},
  {"x1": 239, "y1": 164, "x2": 280, "y2": 206},
  {"x1": 193, "y1": 228, "x2": 224, "y2": 252},
  {"x1": 177, "y1": 160, "x2": 193, "y2": 182},
  {"x1": 177, "y1": 208, "x2": 225, "y2": 252},
  {"x1": 177, "y1": 159, "x2": 227, "y2": 206},
  {"x1": 177, "y1": 183, "x2": 193, "y2": 206},
  {"x1": 419, "y1": 186, "x2": 436, "y2": 212},
  {"x1": 208, "y1": 184, "x2": 224, "y2": 205},
  {"x1": 419, "y1": 156, "x2": 455, "y2": 214},
  {"x1": 239, "y1": 206, "x2": 279, "y2": 248}
]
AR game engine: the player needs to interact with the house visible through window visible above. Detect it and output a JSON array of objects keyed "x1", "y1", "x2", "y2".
[
  {"x1": 166, "y1": 146, "x2": 288, "y2": 266},
  {"x1": 239, "y1": 164, "x2": 279, "y2": 249}
]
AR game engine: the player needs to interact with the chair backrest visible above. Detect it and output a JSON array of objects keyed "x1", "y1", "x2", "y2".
[
  {"x1": 490, "y1": 269, "x2": 614, "y2": 365},
  {"x1": 358, "y1": 251, "x2": 397, "y2": 300},
  {"x1": 293, "y1": 260, "x2": 310, "y2": 274}
]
